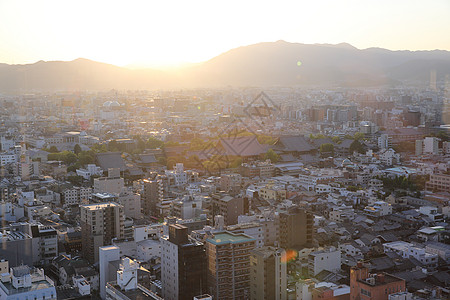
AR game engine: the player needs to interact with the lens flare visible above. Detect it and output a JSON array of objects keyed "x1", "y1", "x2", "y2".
[
  {"x1": 297, "y1": 61, "x2": 302, "y2": 67},
  {"x1": 281, "y1": 249, "x2": 298, "y2": 263}
]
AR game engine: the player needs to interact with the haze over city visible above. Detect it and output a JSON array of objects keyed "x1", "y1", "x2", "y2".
[{"x1": 0, "y1": 1, "x2": 449, "y2": 300}]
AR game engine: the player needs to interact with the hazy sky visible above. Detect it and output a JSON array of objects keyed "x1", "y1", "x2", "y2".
[{"x1": 0, "y1": 0, "x2": 449, "y2": 68}]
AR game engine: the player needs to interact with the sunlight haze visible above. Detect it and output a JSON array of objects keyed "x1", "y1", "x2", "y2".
[{"x1": 0, "y1": 0, "x2": 449, "y2": 67}]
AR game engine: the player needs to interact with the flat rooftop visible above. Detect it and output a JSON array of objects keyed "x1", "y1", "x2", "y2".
[
  {"x1": 81, "y1": 202, "x2": 120, "y2": 210},
  {"x1": 0, "y1": 279, "x2": 54, "y2": 295},
  {"x1": 207, "y1": 232, "x2": 255, "y2": 245}
]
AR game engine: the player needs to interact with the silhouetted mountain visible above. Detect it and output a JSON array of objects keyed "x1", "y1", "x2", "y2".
[
  {"x1": 0, "y1": 41, "x2": 449, "y2": 92},
  {"x1": 0, "y1": 58, "x2": 176, "y2": 93},
  {"x1": 183, "y1": 41, "x2": 450, "y2": 87}
]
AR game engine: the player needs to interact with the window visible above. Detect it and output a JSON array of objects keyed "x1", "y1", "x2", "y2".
[{"x1": 361, "y1": 289, "x2": 371, "y2": 297}]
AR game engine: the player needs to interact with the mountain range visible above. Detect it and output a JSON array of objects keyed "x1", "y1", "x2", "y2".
[{"x1": 1, "y1": 40, "x2": 450, "y2": 92}]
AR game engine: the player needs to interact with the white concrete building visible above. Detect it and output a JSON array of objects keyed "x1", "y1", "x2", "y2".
[
  {"x1": 99, "y1": 246, "x2": 120, "y2": 299},
  {"x1": 0, "y1": 153, "x2": 16, "y2": 166},
  {"x1": 424, "y1": 137, "x2": 440, "y2": 155},
  {"x1": 383, "y1": 241, "x2": 438, "y2": 270},
  {"x1": 378, "y1": 134, "x2": 392, "y2": 150},
  {"x1": 425, "y1": 242, "x2": 450, "y2": 264},
  {"x1": 136, "y1": 239, "x2": 161, "y2": 262},
  {"x1": 62, "y1": 186, "x2": 91, "y2": 207},
  {"x1": 0, "y1": 137, "x2": 15, "y2": 151},
  {"x1": 76, "y1": 164, "x2": 103, "y2": 180},
  {"x1": 419, "y1": 206, "x2": 444, "y2": 222},
  {"x1": 165, "y1": 163, "x2": 188, "y2": 186},
  {"x1": 0, "y1": 265, "x2": 57, "y2": 300},
  {"x1": 0, "y1": 202, "x2": 24, "y2": 222},
  {"x1": 364, "y1": 201, "x2": 392, "y2": 218},
  {"x1": 315, "y1": 184, "x2": 331, "y2": 194},
  {"x1": 117, "y1": 189, "x2": 141, "y2": 219},
  {"x1": 329, "y1": 205, "x2": 355, "y2": 222},
  {"x1": 73, "y1": 275, "x2": 91, "y2": 296},
  {"x1": 94, "y1": 174, "x2": 125, "y2": 195},
  {"x1": 378, "y1": 149, "x2": 400, "y2": 166},
  {"x1": 161, "y1": 236, "x2": 179, "y2": 300},
  {"x1": 308, "y1": 247, "x2": 341, "y2": 276},
  {"x1": 116, "y1": 257, "x2": 138, "y2": 291}
]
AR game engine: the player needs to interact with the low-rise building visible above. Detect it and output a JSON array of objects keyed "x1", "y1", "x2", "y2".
[
  {"x1": 364, "y1": 201, "x2": 392, "y2": 218},
  {"x1": 425, "y1": 242, "x2": 450, "y2": 264},
  {"x1": 350, "y1": 262, "x2": 405, "y2": 300},
  {"x1": 425, "y1": 174, "x2": 450, "y2": 193},
  {"x1": 62, "y1": 186, "x2": 92, "y2": 207},
  {"x1": 0, "y1": 265, "x2": 57, "y2": 300},
  {"x1": 329, "y1": 205, "x2": 355, "y2": 223},
  {"x1": 76, "y1": 164, "x2": 103, "y2": 180},
  {"x1": 383, "y1": 241, "x2": 438, "y2": 270},
  {"x1": 308, "y1": 247, "x2": 341, "y2": 276}
]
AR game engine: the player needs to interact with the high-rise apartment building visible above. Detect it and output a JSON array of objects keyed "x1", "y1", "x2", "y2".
[
  {"x1": 206, "y1": 231, "x2": 256, "y2": 300},
  {"x1": 142, "y1": 178, "x2": 164, "y2": 216},
  {"x1": 81, "y1": 202, "x2": 124, "y2": 263},
  {"x1": 161, "y1": 224, "x2": 206, "y2": 300},
  {"x1": 249, "y1": 246, "x2": 287, "y2": 300},
  {"x1": 279, "y1": 207, "x2": 313, "y2": 250}
]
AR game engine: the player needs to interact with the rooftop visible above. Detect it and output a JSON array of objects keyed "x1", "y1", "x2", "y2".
[
  {"x1": 81, "y1": 202, "x2": 120, "y2": 210},
  {"x1": 207, "y1": 231, "x2": 255, "y2": 245}
]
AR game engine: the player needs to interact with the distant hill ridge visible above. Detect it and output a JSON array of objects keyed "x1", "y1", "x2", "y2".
[{"x1": 1, "y1": 41, "x2": 449, "y2": 92}]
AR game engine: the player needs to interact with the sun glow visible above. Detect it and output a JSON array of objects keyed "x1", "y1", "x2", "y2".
[{"x1": 0, "y1": 0, "x2": 449, "y2": 67}]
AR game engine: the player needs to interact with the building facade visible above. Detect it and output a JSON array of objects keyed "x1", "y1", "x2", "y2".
[
  {"x1": 81, "y1": 202, "x2": 124, "y2": 263},
  {"x1": 161, "y1": 224, "x2": 206, "y2": 300},
  {"x1": 279, "y1": 208, "x2": 314, "y2": 250},
  {"x1": 206, "y1": 232, "x2": 256, "y2": 300},
  {"x1": 249, "y1": 246, "x2": 287, "y2": 300}
]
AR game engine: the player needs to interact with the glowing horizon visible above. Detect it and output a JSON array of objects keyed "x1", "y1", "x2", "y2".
[{"x1": 1, "y1": 0, "x2": 449, "y2": 68}]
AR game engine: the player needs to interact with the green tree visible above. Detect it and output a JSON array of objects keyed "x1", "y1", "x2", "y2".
[
  {"x1": 257, "y1": 135, "x2": 277, "y2": 145},
  {"x1": 91, "y1": 143, "x2": 108, "y2": 153},
  {"x1": 265, "y1": 149, "x2": 280, "y2": 163},
  {"x1": 74, "y1": 144, "x2": 82, "y2": 155},
  {"x1": 350, "y1": 140, "x2": 365, "y2": 154},
  {"x1": 320, "y1": 143, "x2": 334, "y2": 155},
  {"x1": 347, "y1": 185, "x2": 358, "y2": 192},
  {"x1": 136, "y1": 137, "x2": 146, "y2": 151},
  {"x1": 108, "y1": 140, "x2": 119, "y2": 152},
  {"x1": 78, "y1": 151, "x2": 95, "y2": 165},
  {"x1": 48, "y1": 153, "x2": 62, "y2": 161},
  {"x1": 354, "y1": 132, "x2": 365, "y2": 141},
  {"x1": 157, "y1": 156, "x2": 167, "y2": 166},
  {"x1": 189, "y1": 138, "x2": 205, "y2": 150},
  {"x1": 67, "y1": 165, "x2": 77, "y2": 172},
  {"x1": 164, "y1": 141, "x2": 181, "y2": 147},
  {"x1": 230, "y1": 157, "x2": 243, "y2": 168},
  {"x1": 49, "y1": 146, "x2": 59, "y2": 153},
  {"x1": 61, "y1": 151, "x2": 78, "y2": 165},
  {"x1": 147, "y1": 137, "x2": 164, "y2": 149},
  {"x1": 332, "y1": 136, "x2": 341, "y2": 144},
  {"x1": 67, "y1": 175, "x2": 83, "y2": 185}
]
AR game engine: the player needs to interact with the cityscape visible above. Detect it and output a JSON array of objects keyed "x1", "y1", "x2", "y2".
[{"x1": 0, "y1": 1, "x2": 450, "y2": 300}]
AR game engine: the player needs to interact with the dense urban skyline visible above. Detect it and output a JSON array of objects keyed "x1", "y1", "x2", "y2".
[{"x1": 0, "y1": 1, "x2": 449, "y2": 300}]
